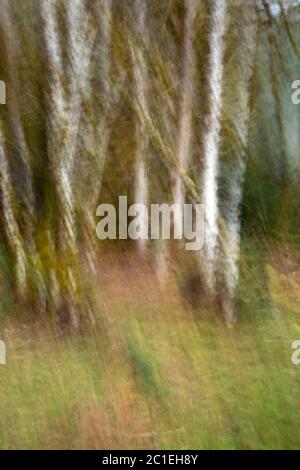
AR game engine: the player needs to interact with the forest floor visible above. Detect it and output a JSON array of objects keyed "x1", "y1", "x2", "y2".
[{"x1": 0, "y1": 239, "x2": 300, "y2": 449}]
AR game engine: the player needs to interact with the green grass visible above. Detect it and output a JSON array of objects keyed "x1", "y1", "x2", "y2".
[{"x1": 0, "y1": 242, "x2": 300, "y2": 450}]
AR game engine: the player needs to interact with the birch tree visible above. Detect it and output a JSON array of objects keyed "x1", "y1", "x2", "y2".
[
  {"x1": 219, "y1": 1, "x2": 258, "y2": 326},
  {"x1": 41, "y1": 0, "x2": 96, "y2": 329},
  {"x1": 132, "y1": 0, "x2": 150, "y2": 254},
  {"x1": 200, "y1": 0, "x2": 227, "y2": 293}
]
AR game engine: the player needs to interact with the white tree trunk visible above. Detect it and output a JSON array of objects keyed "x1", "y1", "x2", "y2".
[
  {"x1": 133, "y1": 0, "x2": 149, "y2": 254},
  {"x1": 78, "y1": 0, "x2": 113, "y2": 273},
  {"x1": 201, "y1": 0, "x2": 227, "y2": 293},
  {"x1": 220, "y1": 3, "x2": 258, "y2": 326},
  {"x1": 41, "y1": 0, "x2": 96, "y2": 329},
  {"x1": 41, "y1": 0, "x2": 95, "y2": 256}
]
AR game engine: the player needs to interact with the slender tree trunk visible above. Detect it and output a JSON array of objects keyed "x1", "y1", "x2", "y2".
[
  {"x1": 90, "y1": 0, "x2": 112, "y2": 206},
  {"x1": 78, "y1": 0, "x2": 113, "y2": 274},
  {"x1": 219, "y1": 2, "x2": 258, "y2": 326},
  {"x1": 200, "y1": 0, "x2": 227, "y2": 294},
  {"x1": 132, "y1": 0, "x2": 149, "y2": 254},
  {"x1": 0, "y1": 129, "x2": 26, "y2": 295},
  {"x1": 0, "y1": 1, "x2": 35, "y2": 221},
  {"x1": 0, "y1": 1, "x2": 47, "y2": 309},
  {"x1": 173, "y1": 0, "x2": 196, "y2": 232}
]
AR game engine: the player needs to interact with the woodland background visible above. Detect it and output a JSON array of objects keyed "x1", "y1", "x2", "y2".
[{"x1": 0, "y1": 0, "x2": 299, "y2": 450}]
